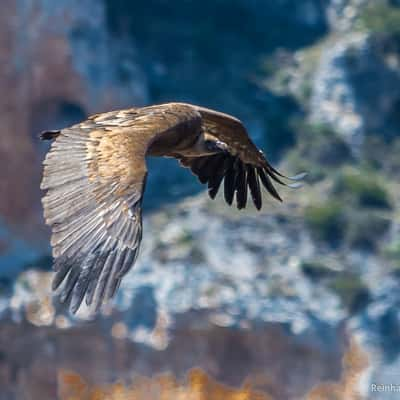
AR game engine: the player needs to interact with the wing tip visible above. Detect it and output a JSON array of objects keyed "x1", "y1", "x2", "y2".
[{"x1": 287, "y1": 172, "x2": 308, "y2": 181}]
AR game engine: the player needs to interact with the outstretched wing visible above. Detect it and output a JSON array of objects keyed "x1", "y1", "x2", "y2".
[
  {"x1": 41, "y1": 105, "x2": 201, "y2": 313},
  {"x1": 180, "y1": 106, "x2": 304, "y2": 210}
]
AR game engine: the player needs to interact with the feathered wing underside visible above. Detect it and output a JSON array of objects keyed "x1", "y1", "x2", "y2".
[
  {"x1": 41, "y1": 125, "x2": 147, "y2": 313},
  {"x1": 41, "y1": 105, "x2": 201, "y2": 313},
  {"x1": 181, "y1": 107, "x2": 305, "y2": 210}
]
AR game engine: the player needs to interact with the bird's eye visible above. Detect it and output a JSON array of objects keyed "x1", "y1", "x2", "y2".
[
  {"x1": 204, "y1": 140, "x2": 219, "y2": 152},
  {"x1": 204, "y1": 140, "x2": 228, "y2": 153}
]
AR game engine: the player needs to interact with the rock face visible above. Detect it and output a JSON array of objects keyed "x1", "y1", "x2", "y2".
[
  {"x1": 311, "y1": 32, "x2": 400, "y2": 151},
  {"x1": 310, "y1": 33, "x2": 368, "y2": 151},
  {"x1": 0, "y1": 193, "x2": 382, "y2": 399},
  {"x1": 0, "y1": 0, "x2": 147, "y2": 274},
  {"x1": 0, "y1": 318, "x2": 346, "y2": 400},
  {"x1": 53, "y1": 341, "x2": 367, "y2": 400},
  {"x1": 118, "y1": 196, "x2": 346, "y2": 338},
  {"x1": 311, "y1": 1, "x2": 400, "y2": 152},
  {"x1": 2, "y1": 1, "x2": 400, "y2": 399},
  {"x1": 327, "y1": 0, "x2": 370, "y2": 32}
]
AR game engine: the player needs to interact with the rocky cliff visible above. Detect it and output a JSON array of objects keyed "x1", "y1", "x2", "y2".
[{"x1": 1, "y1": 1, "x2": 400, "y2": 399}]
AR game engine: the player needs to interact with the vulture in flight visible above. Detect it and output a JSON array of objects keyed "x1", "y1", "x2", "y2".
[{"x1": 41, "y1": 102, "x2": 304, "y2": 313}]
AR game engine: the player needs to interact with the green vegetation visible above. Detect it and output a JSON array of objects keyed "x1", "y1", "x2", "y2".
[
  {"x1": 286, "y1": 122, "x2": 354, "y2": 185},
  {"x1": 383, "y1": 240, "x2": 400, "y2": 274},
  {"x1": 296, "y1": 127, "x2": 395, "y2": 250},
  {"x1": 305, "y1": 201, "x2": 346, "y2": 246},
  {"x1": 333, "y1": 168, "x2": 392, "y2": 209},
  {"x1": 286, "y1": 151, "x2": 326, "y2": 183},
  {"x1": 176, "y1": 230, "x2": 194, "y2": 246},
  {"x1": 357, "y1": 2, "x2": 400, "y2": 37},
  {"x1": 303, "y1": 166, "x2": 392, "y2": 249},
  {"x1": 308, "y1": 123, "x2": 333, "y2": 136},
  {"x1": 290, "y1": 123, "x2": 352, "y2": 168},
  {"x1": 362, "y1": 136, "x2": 400, "y2": 174},
  {"x1": 346, "y1": 212, "x2": 390, "y2": 250},
  {"x1": 294, "y1": 44, "x2": 325, "y2": 105},
  {"x1": 384, "y1": 240, "x2": 400, "y2": 260},
  {"x1": 189, "y1": 246, "x2": 207, "y2": 264},
  {"x1": 329, "y1": 273, "x2": 370, "y2": 313}
]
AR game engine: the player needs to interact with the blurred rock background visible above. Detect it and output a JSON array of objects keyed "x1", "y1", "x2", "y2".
[{"x1": 0, "y1": 0, "x2": 400, "y2": 399}]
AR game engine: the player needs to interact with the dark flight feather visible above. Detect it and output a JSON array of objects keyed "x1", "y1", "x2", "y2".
[
  {"x1": 224, "y1": 160, "x2": 237, "y2": 206},
  {"x1": 247, "y1": 165, "x2": 262, "y2": 210},
  {"x1": 236, "y1": 161, "x2": 247, "y2": 209},
  {"x1": 258, "y1": 167, "x2": 282, "y2": 202},
  {"x1": 208, "y1": 155, "x2": 230, "y2": 199}
]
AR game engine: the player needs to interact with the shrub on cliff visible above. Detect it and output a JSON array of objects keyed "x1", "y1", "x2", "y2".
[
  {"x1": 357, "y1": 2, "x2": 400, "y2": 38},
  {"x1": 383, "y1": 240, "x2": 400, "y2": 275},
  {"x1": 333, "y1": 168, "x2": 392, "y2": 209},
  {"x1": 346, "y1": 212, "x2": 390, "y2": 250},
  {"x1": 305, "y1": 201, "x2": 347, "y2": 246},
  {"x1": 329, "y1": 273, "x2": 370, "y2": 313},
  {"x1": 286, "y1": 123, "x2": 352, "y2": 181}
]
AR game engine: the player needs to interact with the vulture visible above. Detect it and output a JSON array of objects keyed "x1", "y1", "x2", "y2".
[{"x1": 41, "y1": 102, "x2": 305, "y2": 313}]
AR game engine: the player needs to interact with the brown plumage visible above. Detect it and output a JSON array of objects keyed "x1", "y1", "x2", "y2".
[{"x1": 40, "y1": 102, "x2": 305, "y2": 313}]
